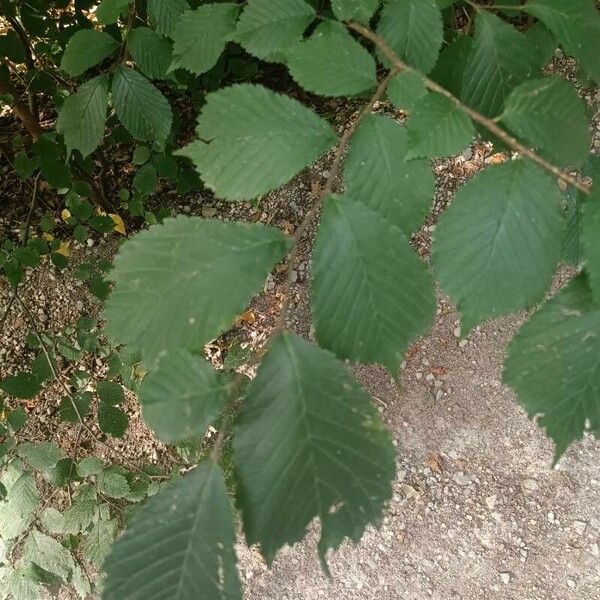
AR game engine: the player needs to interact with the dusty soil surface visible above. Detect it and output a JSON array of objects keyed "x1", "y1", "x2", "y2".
[{"x1": 237, "y1": 298, "x2": 600, "y2": 600}]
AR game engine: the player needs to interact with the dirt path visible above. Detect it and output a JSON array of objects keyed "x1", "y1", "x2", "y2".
[{"x1": 237, "y1": 299, "x2": 600, "y2": 600}]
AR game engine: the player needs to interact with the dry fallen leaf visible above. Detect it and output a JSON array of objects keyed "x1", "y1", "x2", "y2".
[
  {"x1": 425, "y1": 454, "x2": 443, "y2": 474},
  {"x1": 235, "y1": 310, "x2": 256, "y2": 325},
  {"x1": 56, "y1": 240, "x2": 71, "y2": 257},
  {"x1": 60, "y1": 208, "x2": 71, "y2": 221},
  {"x1": 109, "y1": 213, "x2": 126, "y2": 235}
]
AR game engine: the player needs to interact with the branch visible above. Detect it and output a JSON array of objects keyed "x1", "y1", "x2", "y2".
[
  {"x1": 347, "y1": 22, "x2": 592, "y2": 196},
  {"x1": 274, "y1": 67, "x2": 400, "y2": 334},
  {"x1": 0, "y1": 76, "x2": 43, "y2": 139}
]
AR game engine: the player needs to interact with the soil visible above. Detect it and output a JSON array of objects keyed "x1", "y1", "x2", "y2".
[{"x1": 0, "y1": 55, "x2": 599, "y2": 599}]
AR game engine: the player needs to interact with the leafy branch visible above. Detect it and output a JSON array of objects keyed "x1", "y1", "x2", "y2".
[{"x1": 347, "y1": 21, "x2": 592, "y2": 196}]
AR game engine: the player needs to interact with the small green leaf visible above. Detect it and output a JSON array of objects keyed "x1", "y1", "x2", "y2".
[
  {"x1": 178, "y1": 84, "x2": 336, "y2": 201},
  {"x1": 23, "y1": 529, "x2": 75, "y2": 582},
  {"x1": 343, "y1": 114, "x2": 434, "y2": 236},
  {"x1": 230, "y1": 0, "x2": 315, "y2": 62},
  {"x1": 63, "y1": 484, "x2": 97, "y2": 534},
  {"x1": 581, "y1": 187, "x2": 600, "y2": 299},
  {"x1": 433, "y1": 160, "x2": 564, "y2": 331},
  {"x1": 235, "y1": 333, "x2": 395, "y2": 567},
  {"x1": 127, "y1": 27, "x2": 172, "y2": 79},
  {"x1": 59, "y1": 392, "x2": 91, "y2": 423},
  {"x1": 103, "y1": 216, "x2": 291, "y2": 366},
  {"x1": 76, "y1": 456, "x2": 104, "y2": 477},
  {"x1": 170, "y1": 4, "x2": 239, "y2": 75},
  {"x1": 132, "y1": 145, "x2": 151, "y2": 165},
  {"x1": 98, "y1": 467, "x2": 130, "y2": 498},
  {"x1": 312, "y1": 197, "x2": 435, "y2": 373},
  {"x1": 13, "y1": 153, "x2": 39, "y2": 179},
  {"x1": 8, "y1": 406, "x2": 27, "y2": 431},
  {"x1": 18, "y1": 442, "x2": 64, "y2": 472},
  {"x1": 60, "y1": 30, "x2": 119, "y2": 77},
  {"x1": 287, "y1": 20, "x2": 376, "y2": 97},
  {"x1": 140, "y1": 350, "x2": 229, "y2": 443},
  {"x1": 147, "y1": 0, "x2": 189, "y2": 37},
  {"x1": 133, "y1": 163, "x2": 157, "y2": 196},
  {"x1": 98, "y1": 404, "x2": 128, "y2": 437},
  {"x1": 112, "y1": 66, "x2": 172, "y2": 148},
  {"x1": 0, "y1": 372, "x2": 43, "y2": 399},
  {"x1": 501, "y1": 77, "x2": 591, "y2": 168},
  {"x1": 103, "y1": 463, "x2": 241, "y2": 599},
  {"x1": 331, "y1": 0, "x2": 379, "y2": 23},
  {"x1": 387, "y1": 70, "x2": 427, "y2": 111},
  {"x1": 377, "y1": 0, "x2": 443, "y2": 73},
  {"x1": 96, "y1": 0, "x2": 131, "y2": 24},
  {"x1": 503, "y1": 274, "x2": 600, "y2": 460},
  {"x1": 96, "y1": 380, "x2": 124, "y2": 405},
  {"x1": 406, "y1": 93, "x2": 475, "y2": 159},
  {"x1": 0, "y1": 471, "x2": 39, "y2": 540},
  {"x1": 83, "y1": 517, "x2": 119, "y2": 566}
]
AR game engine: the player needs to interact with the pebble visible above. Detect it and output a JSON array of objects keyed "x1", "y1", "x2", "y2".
[
  {"x1": 500, "y1": 572, "x2": 512, "y2": 585},
  {"x1": 452, "y1": 472, "x2": 473, "y2": 486},
  {"x1": 453, "y1": 327, "x2": 461, "y2": 338},
  {"x1": 458, "y1": 338, "x2": 468, "y2": 348},
  {"x1": 201, "y1": 206, "x2": 217, "y2": 218},
  {"x1": 521, "y1": 479, "x2": 538, "y2": 493},
  {"x1": 572, "y1": 520, "x2": 587, "y2": 536},
  {"x1": 485, "y1": 494, "x2": 497, "y2": 510}
]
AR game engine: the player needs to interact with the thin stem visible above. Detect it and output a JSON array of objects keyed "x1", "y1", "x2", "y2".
[
  {"x1": 22, "y1": 172, "x2": 41, "y2": 246},
  {"x1": 210, "y1": 69, "x2": 400, "y2": 464},
  {"x1": 274, "y1": 68, "x2": 400, "y2": 334},
  {"x1": 347, "y1": 22, "x2": 592, "y2": 196}
]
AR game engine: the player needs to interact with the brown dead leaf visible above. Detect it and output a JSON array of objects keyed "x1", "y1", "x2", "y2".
[
  {"x1": 485, "y1": 152, "x2": 507, "y2": 165},
  {"x1": 235, "y1": 310, "x2": 256, "y2": 325},
  {"x1": 425, "y1": 454, "x2": 443, "y2": 474}
]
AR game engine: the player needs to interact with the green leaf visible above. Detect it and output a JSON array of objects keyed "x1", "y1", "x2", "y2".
[
  {"x1": 60, "y1": 30, "x2": 119, "y2": 77},
  {"x1": 1, "y1": 562, "x2": 42, "y2": 600},
  {"x1": 132, "y1": 145, "x2": 151, "y2": 165},
  {"x1": 387, "y1": 70, "x2": 427, "y2": 111},
  {"x1": 98, "y1": 404, "x2": 128, "y2": 437},
  {"x1": 343, "y1": 113, "x2": 434, "y2": 235},
  {"x1": 503, "y1": 274, "x2": 600, "y2": 460},
  {"x1": 312, "y1": 197, "x2": 435, "y2": 373},
  {"x1": 13, "y1": 153, "x2": 39, "y2": 180},
  {"x1": 56, "y1": 75, "x2": 108, "y2": 157},
  {"x1": 501, "y1": 77, "x2": 591, "y2": 168},
  {"x1": 127, "y1": 27, "x2": 172, "y2": 79},
  {"x1": 111, "y1": 66, "x2": 172, "y2": 148},
  {"x1": 286, "y1": 20, "x2": 376, "y2": 97},
  {"x1": 406, "y1": 93, "x2": 474, "y2": 159},
  {"x1": 376, "y1": 0, "x2": 443, "y2": 74},
  {"x1": 103, "y1": 463, "x2": 241, "y2": 600},
  {"x1": 0, "y1": 372, "x2": 43, "y2": 399},
  {"x1": 59, "y1": 392, "x2": 91, "y2": 423},
  {"x1": 429, "y1": 34, "x2": 472, "y2": 97},
  {"x1": 96, "y1": 0, "x2": 131, "y2": 24},
  {"x1": 17, "y1": 442, "x2": 64, "y2": 472},
  {"x1": 230, "y1": 0, "x2": 315, "y2": 62},
  {"x1": 147, "y1": 0, "x2": 189, "y2": 37},
  {"x1": 8, "y1": 407, "x2": 27, "y2": 431},
  {"x1": 433, "y1": 160, "x2": 564, "y2": 331},
  {"x1": 98, "y1": 467, "x2": 130, "y2": 498},
  {"x1": 461, "y1": 11, "x2": 538, "y2": 117},
  {"x1": 76, "y1": 456, "x2": 104, "y2": 477},
  {"x1": 331, "y1": 0, "x2": 379, "y2": 23},
  {"x1": 0, "y1": 471, "x2": 39, "y2": 540},
  {"x1": 63, "y1": 485, "x2": 97, "y2": 534},
  {"x1": 170, "y1": 4, "x2": 239, "y2": 75},
  {"x1": 235, "y1": 333, "x2": 395, "y2": 567},
  {"x1": 133, "y1": 162, "x2": 157, "y2": 196},
  {"x1": 83, "y1": 517, "x2": 118, "y2": 566},
  {"x1": 96, "y1": 380, "x2": 124, "y2": 405},
  {"x1": 524, "y1": 0, "x2": 600, "y2": 83},
  {"x1": 525, "y1": 21, "x2": 557, "y2": 69},
  {"x1": 177, "y1": 84, "x2": 336, "y2": 201},
  {"x1": 563, "y1": 187, "x2": 582, "y2": 265},
  {"x1": 23, "y1": 530, "x2": 75, "y2": 582},
  {"x1": 40, "y1": 507, "x2": 66, "y2": 534},
  {"x1": 103, "y1": 216, "x2": 290, "y2": 366},
  {"x1": 582, "y1": 187, "x2": 600, "y2": 298},
  {"x1": 140, "y1": 350, "x2": 229, "y2": 443}
]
